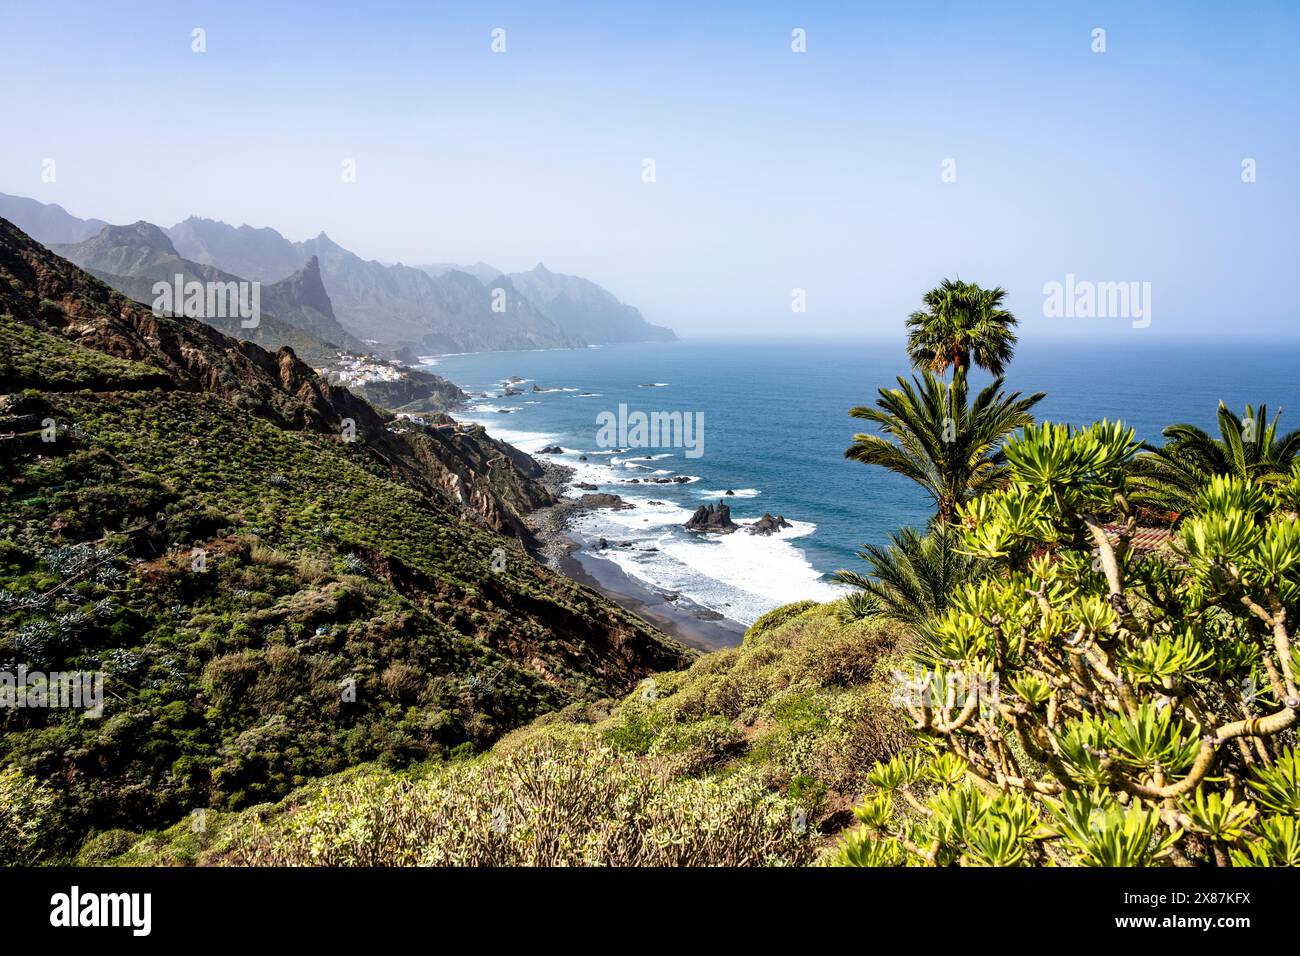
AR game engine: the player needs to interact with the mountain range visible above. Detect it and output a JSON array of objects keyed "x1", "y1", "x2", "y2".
[
  {"x1": 0, "y1": 192, "x2": 675, "y2": 355},
  {"x1": 46, "y1": 221, "x2": 364, "y2": 365}
]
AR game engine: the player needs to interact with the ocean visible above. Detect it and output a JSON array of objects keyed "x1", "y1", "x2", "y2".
[{"x1": 425, "y1": 338, "x2": 1300, "y2": 628}]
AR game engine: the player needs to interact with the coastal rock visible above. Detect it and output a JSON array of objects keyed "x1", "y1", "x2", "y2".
[
  {"x1": 503, "y1": 386, "x2": 523, "y2": 396},
  {"x1": 578, "y1": 493, "x2": 634, "y2": 511},
  {"x1": 575, "y1": 481, "x2": 599, "y2": 491},
  {"x1": 684, "y1": 500, "x2": 737, "y2": 534},
  {"x1": 506, "y1": 376, "x2": 524, "y2": 383},
  {"x1": 538, "y1": 444, "x2": 563, "y2": 454},
  {"x1": 531, "y1": 383, "x2": 543, "y2": 392},
  {"x1": 579, "y1": 455, "x2": 587, "y2": 461},
  {"x1": 725, "y1": 489, "x2": 735, "y2": 496},
  {"x1": 748, "y1": 513, "x2": 792, "y2": 535},
  {"x1": 597, "y1": 537, "x2": 608, "y2": 550}
]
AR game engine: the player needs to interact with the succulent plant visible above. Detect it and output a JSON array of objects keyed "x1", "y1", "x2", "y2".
[{"x1": 831, "y1": 421, "x2": 1300, "y2": 867}]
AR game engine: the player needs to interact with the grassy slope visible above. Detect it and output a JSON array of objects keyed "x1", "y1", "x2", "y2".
[
  {"x1": 0, "y1": 220, "x2": 692, "y2": 858},
  {"x1": 100, "y1": 600, "x2": 908, "y2": 866}
]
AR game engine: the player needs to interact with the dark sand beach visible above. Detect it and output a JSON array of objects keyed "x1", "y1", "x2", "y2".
[{"x1": 558, "y1": 547, "x2": 746, "y2": 652}]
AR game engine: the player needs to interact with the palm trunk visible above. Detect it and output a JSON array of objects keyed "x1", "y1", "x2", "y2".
[{"x1": 953, "y1": 351, "x2": 970, "y2": 386}]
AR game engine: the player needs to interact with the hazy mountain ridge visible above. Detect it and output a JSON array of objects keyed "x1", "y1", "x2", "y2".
[
  {"x1": 297, "y1": 232, "x2": 583, "y2": 353},
  {"x1": 419, "y1": 261, "x2": 506, "y2": 284},
  {"x1": 508, "y1": 263, "x2": 677, "y2": 344},
  {"x1": 2, "y1": 194, "x2": 675, "y2": 354},
  {"x1": 167, "y1": 215, "x2": 306, "y2": 283},
  {"x1": 0, "y1": 191, "x2": 110, "y2": 244},
  {"x1": 50, "y1": 222, "x2": 366, "y2": 364}
]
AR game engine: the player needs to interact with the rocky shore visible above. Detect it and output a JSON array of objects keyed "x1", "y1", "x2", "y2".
[{"x1": 523, "y1": 459, "x2": 745, "y2": 650}]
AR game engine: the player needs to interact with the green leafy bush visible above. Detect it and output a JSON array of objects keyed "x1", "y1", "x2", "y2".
[
  {"x1": 234, "y1": 738, "x2": 812, "y2": 866},
  {"x1": 830, "y1": 422, "x2": 1300, "y2": 866},
  {"x1": 0, "y1": 767, "x2": 57, "y2": 864}
]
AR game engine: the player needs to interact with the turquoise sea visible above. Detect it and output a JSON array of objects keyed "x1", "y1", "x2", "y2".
[{"x1": 425, "y1": 339, "x2": 1300, "y2": 627}]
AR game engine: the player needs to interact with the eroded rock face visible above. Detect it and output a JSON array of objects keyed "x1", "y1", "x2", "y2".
[
  {"x1": 748, "y1": 513, "x2": 792, "y2": 535},
  {"x1": 684, "y1": 500, "x2": 737, "y2": 533}
]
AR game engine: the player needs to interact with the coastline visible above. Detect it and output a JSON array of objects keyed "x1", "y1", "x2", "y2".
[
  {"x1": 435, "y1": 352, "x2": 846, "y2": 649},
  {"x1": 558, "y1": 547, "x2": 747, "y2": 652},
  {"x1": 527, "y1": 459, "x2": 747, "y2": 652}
]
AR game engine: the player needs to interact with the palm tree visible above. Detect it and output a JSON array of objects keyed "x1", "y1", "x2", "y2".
[
  {"x1": 905, "y1": 279, "x2": 1019, "y2": 382},
  {"x1": 845, "y1": 371, "x2": 1044, "y2": 525},
  {"x1": 836, "y1": 525, "x2": 983, "y2": 628},
  {"x1": 1130, "y1": 402, "x2": 1300, "y2": 514}
]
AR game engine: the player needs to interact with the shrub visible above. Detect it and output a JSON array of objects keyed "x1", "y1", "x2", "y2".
[
  {"x1": 234, "y1": 738, "x2": 812, "y2": 866},
  {"x1": 745, "y1": 600, "x2": 818, "y2": 645},
  {"x1": 831, "y1": 422, "x2": 1300, "y2": 866},
  {"x1": 0, "y1": 767, "x2": 58, "y2": 865},
  {"x1": 647, "y1": 716, "x2": 745, "y2": 775},
  {"x1": 75, "y1": 829, "x2": 141, "y2": 865}
]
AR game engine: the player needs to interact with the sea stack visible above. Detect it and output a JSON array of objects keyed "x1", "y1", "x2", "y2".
[
  {"x1": 748, "y1": 513, "x2": 792, "y2": 535},
  {"x1": 683, "y1": 500, "x2": 738, "y2": 533}
]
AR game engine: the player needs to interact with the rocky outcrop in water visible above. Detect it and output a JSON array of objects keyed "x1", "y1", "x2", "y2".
[
  {"x1": 684, "y1": 500, "x2": 737, "y2": 534},
  {"x1": 748, "y1": 513, "x2": 792, "y2": 535},
  {"x1": 578, "y1": 493, "x2": 634, "y2": 511}
]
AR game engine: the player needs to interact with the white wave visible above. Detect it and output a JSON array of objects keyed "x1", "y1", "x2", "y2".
[
  {"x1": 582, "y1": 525, "x2": 844, "y2": 626},
  {"x1": 572, "y1": 501, "x2": 842, "y2": 627},
  {"x1": 698, "y1": 488, "x2": 761, "y2": 498},
  {"x1": 574, "y1": 500, "x2": 696, "y2": 531},
  {"x1": 614, "y1": 452, "x2": 673, "y2": 462}
]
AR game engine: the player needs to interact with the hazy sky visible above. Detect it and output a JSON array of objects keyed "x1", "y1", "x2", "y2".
[{"x1": 2, "y1": 0, "x2": 1297, "y2": 340}]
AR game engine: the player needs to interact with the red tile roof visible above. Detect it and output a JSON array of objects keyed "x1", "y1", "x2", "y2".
[{"x1": 1103, "y1": 524, "x2": 1175, "y2": 553}]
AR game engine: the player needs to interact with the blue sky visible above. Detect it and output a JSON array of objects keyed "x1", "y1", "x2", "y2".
[{"x1": 1, "y1": 0, "x2": 1297, "y2": 340}]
